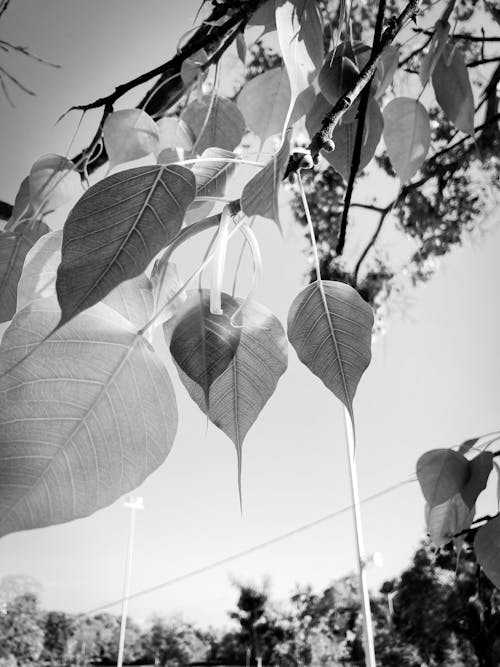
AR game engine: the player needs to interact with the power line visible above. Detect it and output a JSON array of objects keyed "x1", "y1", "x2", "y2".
[{"x1": 85, "y1": 477, "x2": 416, "y2": 615}]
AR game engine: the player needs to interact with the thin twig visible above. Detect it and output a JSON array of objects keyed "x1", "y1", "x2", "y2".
[
  {"x1": 413, "y1": 27, "x2": 500, "y2": 42},
  {"x1": 353, "y1": 204, "x2": 393, "y2": 285}
]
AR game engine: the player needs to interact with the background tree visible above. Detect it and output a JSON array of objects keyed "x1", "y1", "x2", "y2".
[{"x1": 0, "y1": 592, "x2": 44, "y2": 666}]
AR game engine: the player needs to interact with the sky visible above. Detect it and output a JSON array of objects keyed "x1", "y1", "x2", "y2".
[{"x1": 1, "y1": 0, "x2": 500, "y2": 631}]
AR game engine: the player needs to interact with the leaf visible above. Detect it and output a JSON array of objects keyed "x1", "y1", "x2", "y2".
[
  {"x1": 29, "y1": 155, "x2": 83, "y2": 214},
  {"x1": 416, "y1": 449, "x2": 470, "y2": 509},
  {"x1": 181, "y1": 95, "x2": 246, "y2": 154},
  {"x1": 0, "y1": 221, "x2": 50, "y2": 323},
  {"x1": 276, "y1": 0, "x2": 324, "y2": 125},
  {"x1": 156, "y1": 116, "x2": 195, "y2": 154},
  {"x1": 10, "y1": 177, "x2": 34, "y2": 227},
  {"x1": 383, "y1": 97, "x2": 431, "y2": 183},
  {"x1": 474, "y1": 516, "x2": 500, "y2": 588},
  {"x1": 458, "y1": 437, "x2": 480, "y2": 454},
  {"x1": 240, "y1": 129, "x2": 291, "y2": 231},
  {"x1": 432, "y1": 42, "x2": 475, "y2": 135},
  {"x1": 425, "y1": 494, "x2": 474, "y2": 547},
  {"x1": 192, "y1": 148, "x2": 238, "y2": 199},
  {"x1": 180, "y1": 48, "x2": 208, "y2": 86},
  {"x1": 169, "y1": 290, "x2": 242, "y2": 406},
  {"x1": 236, "y1": 33, "x2": 247, "y2": 64},
  {"x1": 419, "y1": 20, "x2": 450, "y2": 87},
  {"x1": 374, "y1": 45, "x2": 399, "y2": 100},
  {"x1": 150, "y1": 257, "x2": 186, "y2": 326},
  {"x1": 102, "y1": 109, "x2": 160, "y2": 167},
  {"x1": 56, "y1": 164, "x2": 196, "y2": 327},
  {"x1": 249, "y1": 0, "x2": 276, "y2": 30},
  {"x1": 287, "y1": 280, "x2": 373, "y2": 423},
  {"x1": 461, "y1": 452, "x2": 494, "y2": 509},
  {"x1": 0, "y1": 297, "x2": 177, "y2": 537},
  {"x1": 173, "y1": 298, "x2": 288, "y2": 500}
]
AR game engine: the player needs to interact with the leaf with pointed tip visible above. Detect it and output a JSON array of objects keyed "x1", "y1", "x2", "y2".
[
  {"x1": 383, "y1": 97, "x2": 430, "y2": 183},
  {"x1": 0, "y1": 297, "x2": 177, "y2": 537},
  {"x1": 461, "y1": 452, "x2": 494, "y2": 509},
  {"x1": 29, "y1": 155, "x2": 83, "y2": 214},
  {"x1": 0, "y1": 221, "x2": 50, "y2": 323},
  {"x1": 169, "y1": 290, "x2": 241, "y2": 406},
  {"x1": 432, "y1": 42, "x2": 475, "y2": 135},
  {"x1": 416, "y1": 449, "x2": 470, "y2": 509},
  {"x1": 181, "y1": 95, "x2": 246, "y2": 154},
  {"x1": 287, "y1": 280, "x2": 373, "y2": 423},
  {"x1": 425, "y1": 494, "x2": 474, "y2": 547},
  {"x1": 276, "y1": 0, "x2": 323, "y2": 125},
  {"x1": 458, "y1": 437, "x2": 480, "y2": 454},
  {"x1": 55, "y1": 164, "x2": 195, "y2": 327},
  {"x1": 102, "y1": 109, "x2": 160, "y2": 167},
  {"x1": 419, "y1": 20, "x2": 450, "y2": 87},
  {"x1": 474, "y1": 516, "x2": 500, "y2": 587},
  {"x1": 240, "y1": 130, "x2": 291, "y2": 231},
  {"x1": 173, "y1": 298, "x2": 288, "y2": 502}
]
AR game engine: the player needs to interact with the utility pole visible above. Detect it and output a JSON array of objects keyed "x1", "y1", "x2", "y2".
[{"x1": 117, "y1": 495, "x2": 144, "y2": 667}]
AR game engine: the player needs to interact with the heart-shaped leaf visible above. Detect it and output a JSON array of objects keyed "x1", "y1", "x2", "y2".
[
  {"x1": 425, "y1": 494, "x2": 474, "y2": 547},
  {"x1": 383, "y1": 97, "x2": 431, "y2": 183},
  {"x1": 432, "y1": 42, "x2": 475, "y2": 135},
  {"x1": 103, "y1": 109, "x2": 160, "y2": 167},
  {"x1": 181, "y1": 95, "x2": 246, "y2": 154},
  {"x1": 56, "y1": 164, "x2": 195, "y2": 327},
  {"x1": 287, "y1": 280, "x2": 373, "y2": 423},
  {"x1": 240, "y1": 130, "x2": 291, "y2": 231},
  {"x1": 0, "y1": 221, "x2": 50, "y2": 323},
  {"x1": 174, "y1": 298, "x2": 288, "y2": 501},
  {"x1": 0, "y1": 297, "x2": 177, "y2": 537},
  {"x1": 416, "y1": 449, "x2": 470, "y2": 509},
  {"x1": 461, "y1": 452, "x2": 493, "y2": 509},
  {"x1": 419, "y1": 20, "x2": 450, "y2": 87},
  {"x1": 29, "y1": 155, "x2": 83, "y2": 214},
  {"x1": 169, "y1": 290, "x2": 241, "y2": 406},
  {"x1": 475, "y1": 516, "x2": 500, "y2": 587}
]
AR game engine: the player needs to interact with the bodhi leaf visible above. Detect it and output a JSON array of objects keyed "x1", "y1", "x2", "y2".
[
  {"x1": 150, "y1": 256, "x2": 186, "y2": 326},
  {"x1": 0, "y1": 297, "x2": 177, "y2": 537},
  {"x1": 0, "y1": 221, "x2": 50, "y2": 323},
  {"x1": 287, "y1": 280, "x2": 373, "y2": 424},
  {"x1": 416, "y1": 448, "x2": 470, "y2": 509},
  {"x1": 374, "y1": 45, "x2": 399, "y2": 100},
  {"x1": 180, "y1": 48, "x2": 208, "y2": 86},
  {"x1": 458, "y1": 436, "x2": 480, "y2": 454},
  {"x1": 419, "y1": 20, "x2": 450, "y2": 87},
  {"x1": 173, "y1": 298, "x2": 288, "y2": 502},
  {"x1": 475, "y1": 517, "x2": 500, "y2": 587},
  {"x1": 461, "y1": 451, "x2": 494, "y2": 509},
  {"x1": 169, "y1": 290, "x2": 241, "y2": 406},
  {"x1": 29, "y1": 155, "x2": 83, "y2": 214},
  {"x1": 425, "y1": 494, "x2": 474, "y2": 547},
  {"x1": 383, "y1": 97, "x2": 430, "y2": 183},
  {"x1": 181, "y1": 95, "x2": 246, "y2": 154},
  {"x1": 102, "y1": 109, "x2": 160, "y2": 167},
  {"x1": 156, "y1": 116, "x2": 194, "y2": 155},
  {"x1": 56, "y1": 164, "x2": 195, "y2": 327},
  {"x1": 240, "y1": 130, "x2": 291, "y2": 231},
  {"x1": 192, "y1": 148, "x2": 238, "y2": 200},
  {"x1": 432, "y1": 42, "x2": 475, "y2": 135},
  {"x1": 11, "y1": 177, "x2": 34, "y2": 227}
]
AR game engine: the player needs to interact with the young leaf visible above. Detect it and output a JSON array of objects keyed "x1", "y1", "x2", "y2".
[
  {"x1": 102, "y1": 109, "x2": 160, "y2": 167},
  {"x1": 29, "y1": 155, "x2": 83, "y2": 214},
  {"x1": 419, "y1": 20, "x2": 450, "y2": 87},
  {"x1": 432, "y1": 42, "x2": 475, "y2": 135},
  {"x1": 275, "y1": 0, "x2": 324, "y2": 128},
  {"x1": 174, "y1": 298, "x2": 288, "y2": 501},
  {"x1": 181, "y1": 95, "x2": 246, "y2": 154},
  {"x1": 0, "y1": 297, "x2": 177, "y2": 537},
  {"x1": 474, "y1": 516, "x2": 500, "y2": 588},
  {"x1": 383, "y1": 97, "x2": 431, "y2": 183},
  {"x1": 416, "y1": 449, "x2": 470, "y2": 509},
  {"x1": 425, "y1": 494, "x2": 474, "y2": 547},
  {"x1": 287, "y1": 280, "x2": 373, "y2": 423},
  {"x1": 169, "y1": 290, "x2": 241, "y2": 406},
  {"x1": 461, "y1": 451, "x2": 494, "y2": 509},
  {"x1": 240, "y1": 130, "x2": 291, "y2": 231},
  {"x1": 0, "y1": 221, "x2": 50, "y2": 323},
  {"x1": 56, "y1": 164, "x2": 196, "y2": 327}
]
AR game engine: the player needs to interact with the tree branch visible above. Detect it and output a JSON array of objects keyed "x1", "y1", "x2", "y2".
[
  {"x1": 352, "y1": 204, "x2": 393, "y2": 285},
  {"x1": 412, "y1": 27, "x2": 500, "y2": 42}
]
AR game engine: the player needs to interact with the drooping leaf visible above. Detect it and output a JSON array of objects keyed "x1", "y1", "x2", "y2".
[
  {"x1": 416, "y1": 449, "x2": 470, "y2": 509},
  {"x1": 383, "y1": 97, "x2": 431, "y2": 183},
  {"x1": 56, "y1": 164, "x2": 196, "y2": 327},
  {"x1": 474, "y1": 516, "x2": 500, "y2": 587},
  {"x1": 458, "y1": 436, "x2": 480, "y2": 454},
  {"x1": 181, "y1": 95, "x2": 246, "y2": 154},
  {"x1": 240, "y1": 129, "x2": 291, "y2": 231},
  {"x1": 275, "y1": 0, "x2": 324, "y2": 128},
  {"x1": 180, "y1": 48, "x2": 208, "y2": 86},
  {"x1": 374, "y1": 45, "x2": 399, "y2": 100},
  {"x1": 236, "y1": 33, "x2": 247, "y2": 64},
  {"x1": 419, "y1": 20, "x2": 450, "y2": 87},
  {"x1": 102, "y1": 109, "x2": 160, "y2": 167},
  {"x1": 0, "y1": 221, "x2": 50, "y2": 323},
  {"x1": 10, "y1": 177, "x2": 34, "y2": 227},
  {"x1": 425, "y1": 494, "x2": 474, "y2": 547},
  {"x1": 169, "y1": 290, "x2": 241, "y2": 405},
  {"x1": 461, "y1": 451, "x2": 494, "y2": 509},
  {"x1": 174, "y1": 298, "x2": 288, "y2": 499},
  {"x1": 432, "y1": 42, "x2": 475, "y2": 135},
  {"x1": 287, "y1": 280, "x2": 373, "y2": 423},
  {"x1": 29, "y1": 155, "x2": 83, "y2": 214},
  {"x1": 0, "y1": 297, "x2": 177, "y2": 537}
]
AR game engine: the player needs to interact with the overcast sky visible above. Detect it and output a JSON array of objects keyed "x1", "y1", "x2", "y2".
[{"x1": 1, "y1": 0, "x2": 500, "y2": 629}]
